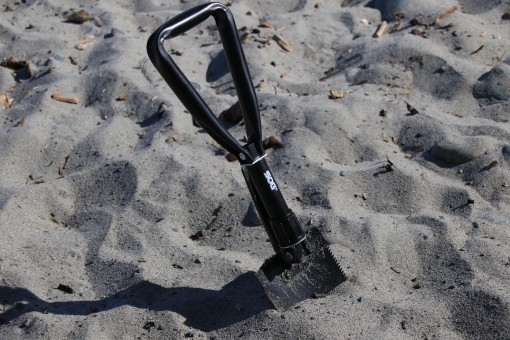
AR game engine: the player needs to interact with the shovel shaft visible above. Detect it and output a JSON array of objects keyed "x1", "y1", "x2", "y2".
[{"x1": 242, "y1": 157, "x2": 306, "y2": 261}]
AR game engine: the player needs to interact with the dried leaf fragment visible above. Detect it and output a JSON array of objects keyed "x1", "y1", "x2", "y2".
[
  {"x1": 259, "y1": 21, "x2": 273, "y2": 29},
  {"x1": 329, "y1": 90, "x2": 351, "y2": 99},
  {"x1": 51, "y1": 92, "x2": 79, "y2": 104},
  {"x1": 272, "y1": 34, "x2": 293, "y2": 52},
  {"x1": 67, "y1": 9, "x2": 90, "y2": 24},
  {"x1": 0, "y1": 93, "x2": 14, "y2": 108},
  {"x1": 1, "y1": 57, "x2": 32, "y2": 81},
  {"x1": 0, "y1": 57, "x2": 29, "y2": 70}
]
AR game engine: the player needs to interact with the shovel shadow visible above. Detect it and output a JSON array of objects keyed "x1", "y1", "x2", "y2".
[{"x1": 0, "y1": 272, "x2": 271, "y2": 332}]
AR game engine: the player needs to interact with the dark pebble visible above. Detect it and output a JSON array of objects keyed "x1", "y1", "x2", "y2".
[{"x1": 56, "y1": 284, "x2": 74, "y2": 294}]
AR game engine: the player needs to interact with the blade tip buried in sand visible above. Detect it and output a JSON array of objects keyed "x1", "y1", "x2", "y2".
[{"x1": 256, "y1": 227, "x2": 347, "y2": 310}]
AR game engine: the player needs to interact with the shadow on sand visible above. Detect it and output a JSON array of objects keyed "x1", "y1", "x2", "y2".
[{"x1": 0, "y1": 272, "x2": 272, "y2": 332}]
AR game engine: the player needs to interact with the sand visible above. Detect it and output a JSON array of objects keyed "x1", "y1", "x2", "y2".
[{"x1": 1, "y1": 0, "x2": 509, "y2": 339}]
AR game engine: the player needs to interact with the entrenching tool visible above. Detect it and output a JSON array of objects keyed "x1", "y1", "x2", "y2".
[{"x1": 146, "y1": 2, "x2": 346, "y2": 310}]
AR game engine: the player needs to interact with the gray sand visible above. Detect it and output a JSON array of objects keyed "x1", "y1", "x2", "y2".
[{"x1": 1, "y1": 0, "x2": 509, "y2": 339}]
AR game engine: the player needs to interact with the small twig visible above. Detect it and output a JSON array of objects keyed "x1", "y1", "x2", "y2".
[
  {"x1": 373, "y1": 21, "x2": 388, "y2": 38},
  {"x1": 432, "y1": 6, "x2": 458, "y2": 25},
  {"x1": 390, "y1": 267, "x2": 401, "y2": 274},
  {"x1": 58, "y1": 154, "x2": 71, "y2": 177},
  {"x1": 51, "y1": 92, "x2": 79, "y2": 104},
  {"x1": 207, "y1": 204, "x2": 224, "y2": 229},
  {"x1": 469, "y1": 45, "x2": 484, "y2": 55},
  {"x1": 62, "y1": 155, "x2": 70, "y2": 170}
]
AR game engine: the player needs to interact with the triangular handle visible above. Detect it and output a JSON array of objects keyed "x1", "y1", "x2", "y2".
[{"x1": 147, "y1": 2, "x2": 264, "y2": 164}]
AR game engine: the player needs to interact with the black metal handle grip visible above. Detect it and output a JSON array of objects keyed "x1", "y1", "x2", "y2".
[{"x1": 146, "y1": 2, "x2": 264, "y2": 163}]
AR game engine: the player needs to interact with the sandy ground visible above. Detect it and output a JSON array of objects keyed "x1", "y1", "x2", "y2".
[{"x1": 1, "y1": 0, "x2": 510, "y2": 339}]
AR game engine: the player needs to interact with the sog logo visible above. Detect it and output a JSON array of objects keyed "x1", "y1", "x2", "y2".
[{"x1": 264, "y1": 170, "x2": 278, "y2": 191}]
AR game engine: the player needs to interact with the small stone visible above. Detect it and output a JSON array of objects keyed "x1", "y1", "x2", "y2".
[
  {"x1": 67, "y1": 9, "x2": 90, "y2": 24},
  {"x1": 190, "y1": 230, "x2": 204, "y2": 241},
  {"x1": 143, "y1": 321, "x2": 156, "y2": 331},
  {"x1": 56, "y1": 284, "x2": 74, "y2": 294},
  {"x1": 329, "y1": 90, "x2": 351, "y2": 99},
  {"x1": 225, "y1": 153, "x2": 237, "y2": 162}
]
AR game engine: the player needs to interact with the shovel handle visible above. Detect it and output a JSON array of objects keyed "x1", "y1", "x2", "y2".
[{"x1": 146, "y1": 2, "x2": 264, "y2": 163}]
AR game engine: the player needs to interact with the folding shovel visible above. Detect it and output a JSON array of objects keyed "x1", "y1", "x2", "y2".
[{"x1": 147, "y1": 2, "x2": 346, "y2": 310}]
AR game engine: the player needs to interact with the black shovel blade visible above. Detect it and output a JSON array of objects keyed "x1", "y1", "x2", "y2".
[{"x1": 256, "y1": 227, "x2": 346, "y2": 311}]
